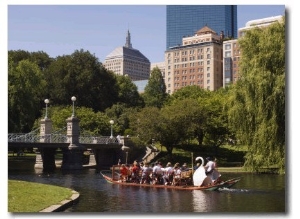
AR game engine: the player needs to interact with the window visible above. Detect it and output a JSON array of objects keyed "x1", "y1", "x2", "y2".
[
  {"x1": 225, "y1": 44, "x2": 231, "y2": 50},
  {"x1": 225, "y1": 51, "x2": 231, "y2": 57}
]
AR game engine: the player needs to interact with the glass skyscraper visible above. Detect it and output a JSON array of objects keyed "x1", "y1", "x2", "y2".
[{"x1": 166, "y1": 5, "x2": 237, "y2": 49}]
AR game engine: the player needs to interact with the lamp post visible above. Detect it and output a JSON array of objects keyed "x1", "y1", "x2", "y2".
[
  {"x1": 44, "y1": 99, "x2": 49, "y2": 119},
  {"x1": 121, "y1": 144, "x2": 130, "y2": 165},
  {"x1": 109, "y1": 120, "x2": 114, "y2": 138},
  {"x1": 71, "y1": 96, "x2": 76, "y2": 117}
]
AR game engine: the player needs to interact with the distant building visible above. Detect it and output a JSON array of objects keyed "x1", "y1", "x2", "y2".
[
  {"x1": 223, "y1": 15, "x2": 284, "y2": 87},
  {"x1": 223, "y1": 39, "x2": 240, "y2": 87},
  {"x1": 151, "y1": 62, "x2": 165, "y2": 78},
  {"x1": 166, "y1": 5, "x2": 237, "y2": 49},
  {"x1": 238, "y1": 15, "x2": 284, "y2": 38},
  {"x1": 104, "y1": 30, "x2": 150, "y2": 81},
  {"x1": 165, "y1": 25, "x2": 224, "y2": 94}
]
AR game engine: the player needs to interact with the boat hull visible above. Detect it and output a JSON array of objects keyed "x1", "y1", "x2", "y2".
[{"x1": 100, "y1": 170, "x2": 240, "y2": 191}]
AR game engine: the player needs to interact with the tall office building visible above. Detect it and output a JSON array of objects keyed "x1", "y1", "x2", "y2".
[
  {"x1": 104, "y1": 30, "x2": 150, "y2": 81},
  {"x1": 166, "y1": 5, "x2": 237, "y2": 49}
]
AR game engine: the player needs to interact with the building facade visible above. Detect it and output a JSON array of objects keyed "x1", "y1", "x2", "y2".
[
  {"x1": 223, "y1": 39, "x2": 240, "y2": 87},
  {"x1": 223, "y1": 15, "x2": 283, "y2": 87},
  {"x1": 166, "y1": 5, "x2": 237, "y2": 49},
  {"x1": 104, "y1": 30, "x2": 150, "y2": 81},
  {"x1": 165, "y1": 26, "x2": 224, "y2": 94}
]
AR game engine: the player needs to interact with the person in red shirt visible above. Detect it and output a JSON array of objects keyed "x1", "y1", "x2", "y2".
[
  {"x1": 131, "y1": 161, "x2": 141, "y2": 183},
  {"x1": 120, "y1": 164, "x2": 129, "y2": 182}
]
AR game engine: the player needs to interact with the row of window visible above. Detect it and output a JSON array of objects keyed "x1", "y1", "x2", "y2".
[
  {"x1": 167, "y1": 47, "x2": 213, "y2": 57},
  {"x1": 173, "y1": 73, "x2": 211, "y2": 81},
  {"x1": 174, "y1": 79, "x2": 211, "y2": 87},
  {"x1": 224, "y1": 43, "x2": 237, "y2": 50},
  {"x1": 183, "y1": 37, "x2": 213, "y2": 45}
]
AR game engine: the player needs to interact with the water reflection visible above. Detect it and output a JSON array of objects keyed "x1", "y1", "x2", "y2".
[
  {"x1": 8, "y1": 161, "x2": 285, "y2": 213},
  {"x1": 192, "y1": 190, "x2": 209, "y2": 212}
]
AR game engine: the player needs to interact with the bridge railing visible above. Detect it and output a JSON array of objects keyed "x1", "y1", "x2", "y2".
[
  {"x1": 8, "y1": 133, "x2": 41, "y2": 143},
  {"x1": 79, "y1": 136, "x2": 120, "y2": 144},
  {"x1": 8, "y1": 133, "x2": 120, "y2": 144},
  {"x1": 42, "y1": 134, "x2": 68, "y2": 143}
]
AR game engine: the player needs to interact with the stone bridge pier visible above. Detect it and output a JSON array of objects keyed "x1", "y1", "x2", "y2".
[
  {"x1": 61, "y1": 116, "x2": 85, "y2": 170},
  {"x1": 35, "y1": 118, "x2": 57, "y2": 172},
  {"x1": 35, "y1": 114, "x2": 86, "y2": 171}
]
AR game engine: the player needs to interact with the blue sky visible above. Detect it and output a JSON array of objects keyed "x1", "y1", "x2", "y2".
[{"x1": 7, "y1": 4, "x2": 285, "y2": 63}]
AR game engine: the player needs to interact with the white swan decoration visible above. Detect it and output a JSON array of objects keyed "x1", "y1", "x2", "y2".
[
  {"x1": 193, "y1": 156, "x2": 212, "y2": 186},
  {"x1": 193, "y1": 156, "x2": 222, "y2": 186}
]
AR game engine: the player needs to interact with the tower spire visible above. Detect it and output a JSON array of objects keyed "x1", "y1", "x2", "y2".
[{"x1": 125, "y1": 29, "x2": 132, "y2": 48}]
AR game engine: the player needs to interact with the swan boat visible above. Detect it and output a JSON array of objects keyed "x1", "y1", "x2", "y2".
[{"x1": 100, "y1": 157, "x2": 241, "y2": 191}]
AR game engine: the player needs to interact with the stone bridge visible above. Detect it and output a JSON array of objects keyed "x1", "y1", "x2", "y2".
[{"x1": 8, "y1": 116, "x2": 133, "y2": 172}]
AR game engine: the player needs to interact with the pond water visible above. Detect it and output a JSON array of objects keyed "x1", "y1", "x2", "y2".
[{"x1": 8, "y1": 160, "x2": 286, "y2": 214}]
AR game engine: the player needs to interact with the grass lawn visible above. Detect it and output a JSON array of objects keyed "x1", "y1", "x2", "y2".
[{"x1": 8, "y1": 180, "x2": 74, "y2": 212}]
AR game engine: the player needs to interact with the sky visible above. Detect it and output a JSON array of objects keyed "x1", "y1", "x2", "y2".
[
  {"x1": 7, "y1": 4, "x2": 285, "y2": 63},
  {"x1": 3, "y1": 1, "x2": 300, "y2": 219}
]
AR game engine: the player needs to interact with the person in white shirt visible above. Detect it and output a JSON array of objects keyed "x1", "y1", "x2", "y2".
[
  {"x1": 152, "y1": 162, "x2": 163, "y2": 184},
  {"x1": 204, "y1": 157, "x2": 215, "y2": 174},
  {"x1": 163, "y1": 162, "x2": 174, "y2": 185}
]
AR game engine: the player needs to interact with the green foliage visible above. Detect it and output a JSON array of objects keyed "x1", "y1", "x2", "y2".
[
  {"x1": 142, "y1": 67, "x2": 168, "y2": 108},
  {"x1": 115, "y1": 75, "x2": 144, "y2": 107},
  {"x1": 8, "y1": 50, "x2": 53, "y2": 70},
  {"x1": 227, "y1": 19, "x2": 285, "y2": 173},
  {"x1": 34, "y1": 105, "x2": 111, "y2": 135},
  {"x1": 8, "y1": 58, "x2": 46, "y2": 132},
  {"x1": 44, "y1": 49, "x2": 119, "y2": 111}
]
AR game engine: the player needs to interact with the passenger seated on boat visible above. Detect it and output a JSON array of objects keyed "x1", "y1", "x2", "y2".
[
  {"x1": 181, "y1": 163, "x2": 189, "y2": 172},
  {"x1": 120, "y1": 164, "x2": 129, "y2": 182},
  {"x1": 179, "y1": 169, "x2": 193, "y2": 185},
  {"x1": 204, "y1": 157, "x2": 215, "y2": 175},
  {"x1": 152, "y1": 162, "x2": 164, "y2": 185},
  {"x1": 131, "y1": 161, "x2": 141, "y2": 183},
  {"x1": 172, "y1": 163, "x2": 182, "y2": 186},
  {"x1": 163, "y1": 162, "x2": 174, "y2": 185},
  {"x1": 126, "y1": 164, "x2": 132, "y2": 181},
  {"x1": 204, "y1": 157, "x2": 221, "y2": 184},
  {"x1": 140, "y1": 163, "x2": 152, "y2": 184}
]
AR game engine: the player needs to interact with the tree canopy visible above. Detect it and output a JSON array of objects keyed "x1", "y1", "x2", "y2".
[
  {"x1": 44, "y1": 49, "x2": 119, "y2": 111},
  {"x1": 8, "y1": 58, "x2": 46, "y2": 132},
  {"x1": 227, "y1": 18, "x2": 285, "y2": 173},
  {"x1": 142, "y1": 67, "x2": 168, "y2": 108}
]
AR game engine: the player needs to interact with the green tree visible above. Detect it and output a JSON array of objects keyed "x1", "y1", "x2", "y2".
[
  {"x1": 129, "y1": 107, "x2": 162, "y2": 146},
  {"x1": 34, "y1": 105, "x2": 111, "y2": 136},
  {"x1": 142, "y1": 67, "x2": 168, "y2": 108},
  {"x1": 167, "y1": 86, "x2": 230, "y2": 148},
  {"x1": 8, "y1": 58, "x2": 46, "y2": 132},
  {"x1": 227, "y1": 19, "x2": 285, "y2": 173},
  {"x1": 45, "y1": 49, "x2": 119, "y2": 111},
  {"x1": 8, "y1": 50, "x2": 53, "y2": 71},
  {"x1": 105, "y1": 103, "x2": 138, "y2": 135},
  {"x1": 115, "y1": 75, "x2": 144, "y2": 107}
]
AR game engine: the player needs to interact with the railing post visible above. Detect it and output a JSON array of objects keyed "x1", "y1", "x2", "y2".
[
  {"x1": 36, "y1": 117, "x2": 55, "y2": 171},
  {"x1": 40, "y1": 118, "x2": 52, "y2": 143},
  {"x1": 61, "y1": 116, "x2": 85, "y2": 170}
]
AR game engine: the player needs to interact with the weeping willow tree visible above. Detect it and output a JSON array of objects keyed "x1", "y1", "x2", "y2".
[{"x1": 227, "y1": 17, "x2": 285, "y2": 173}]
